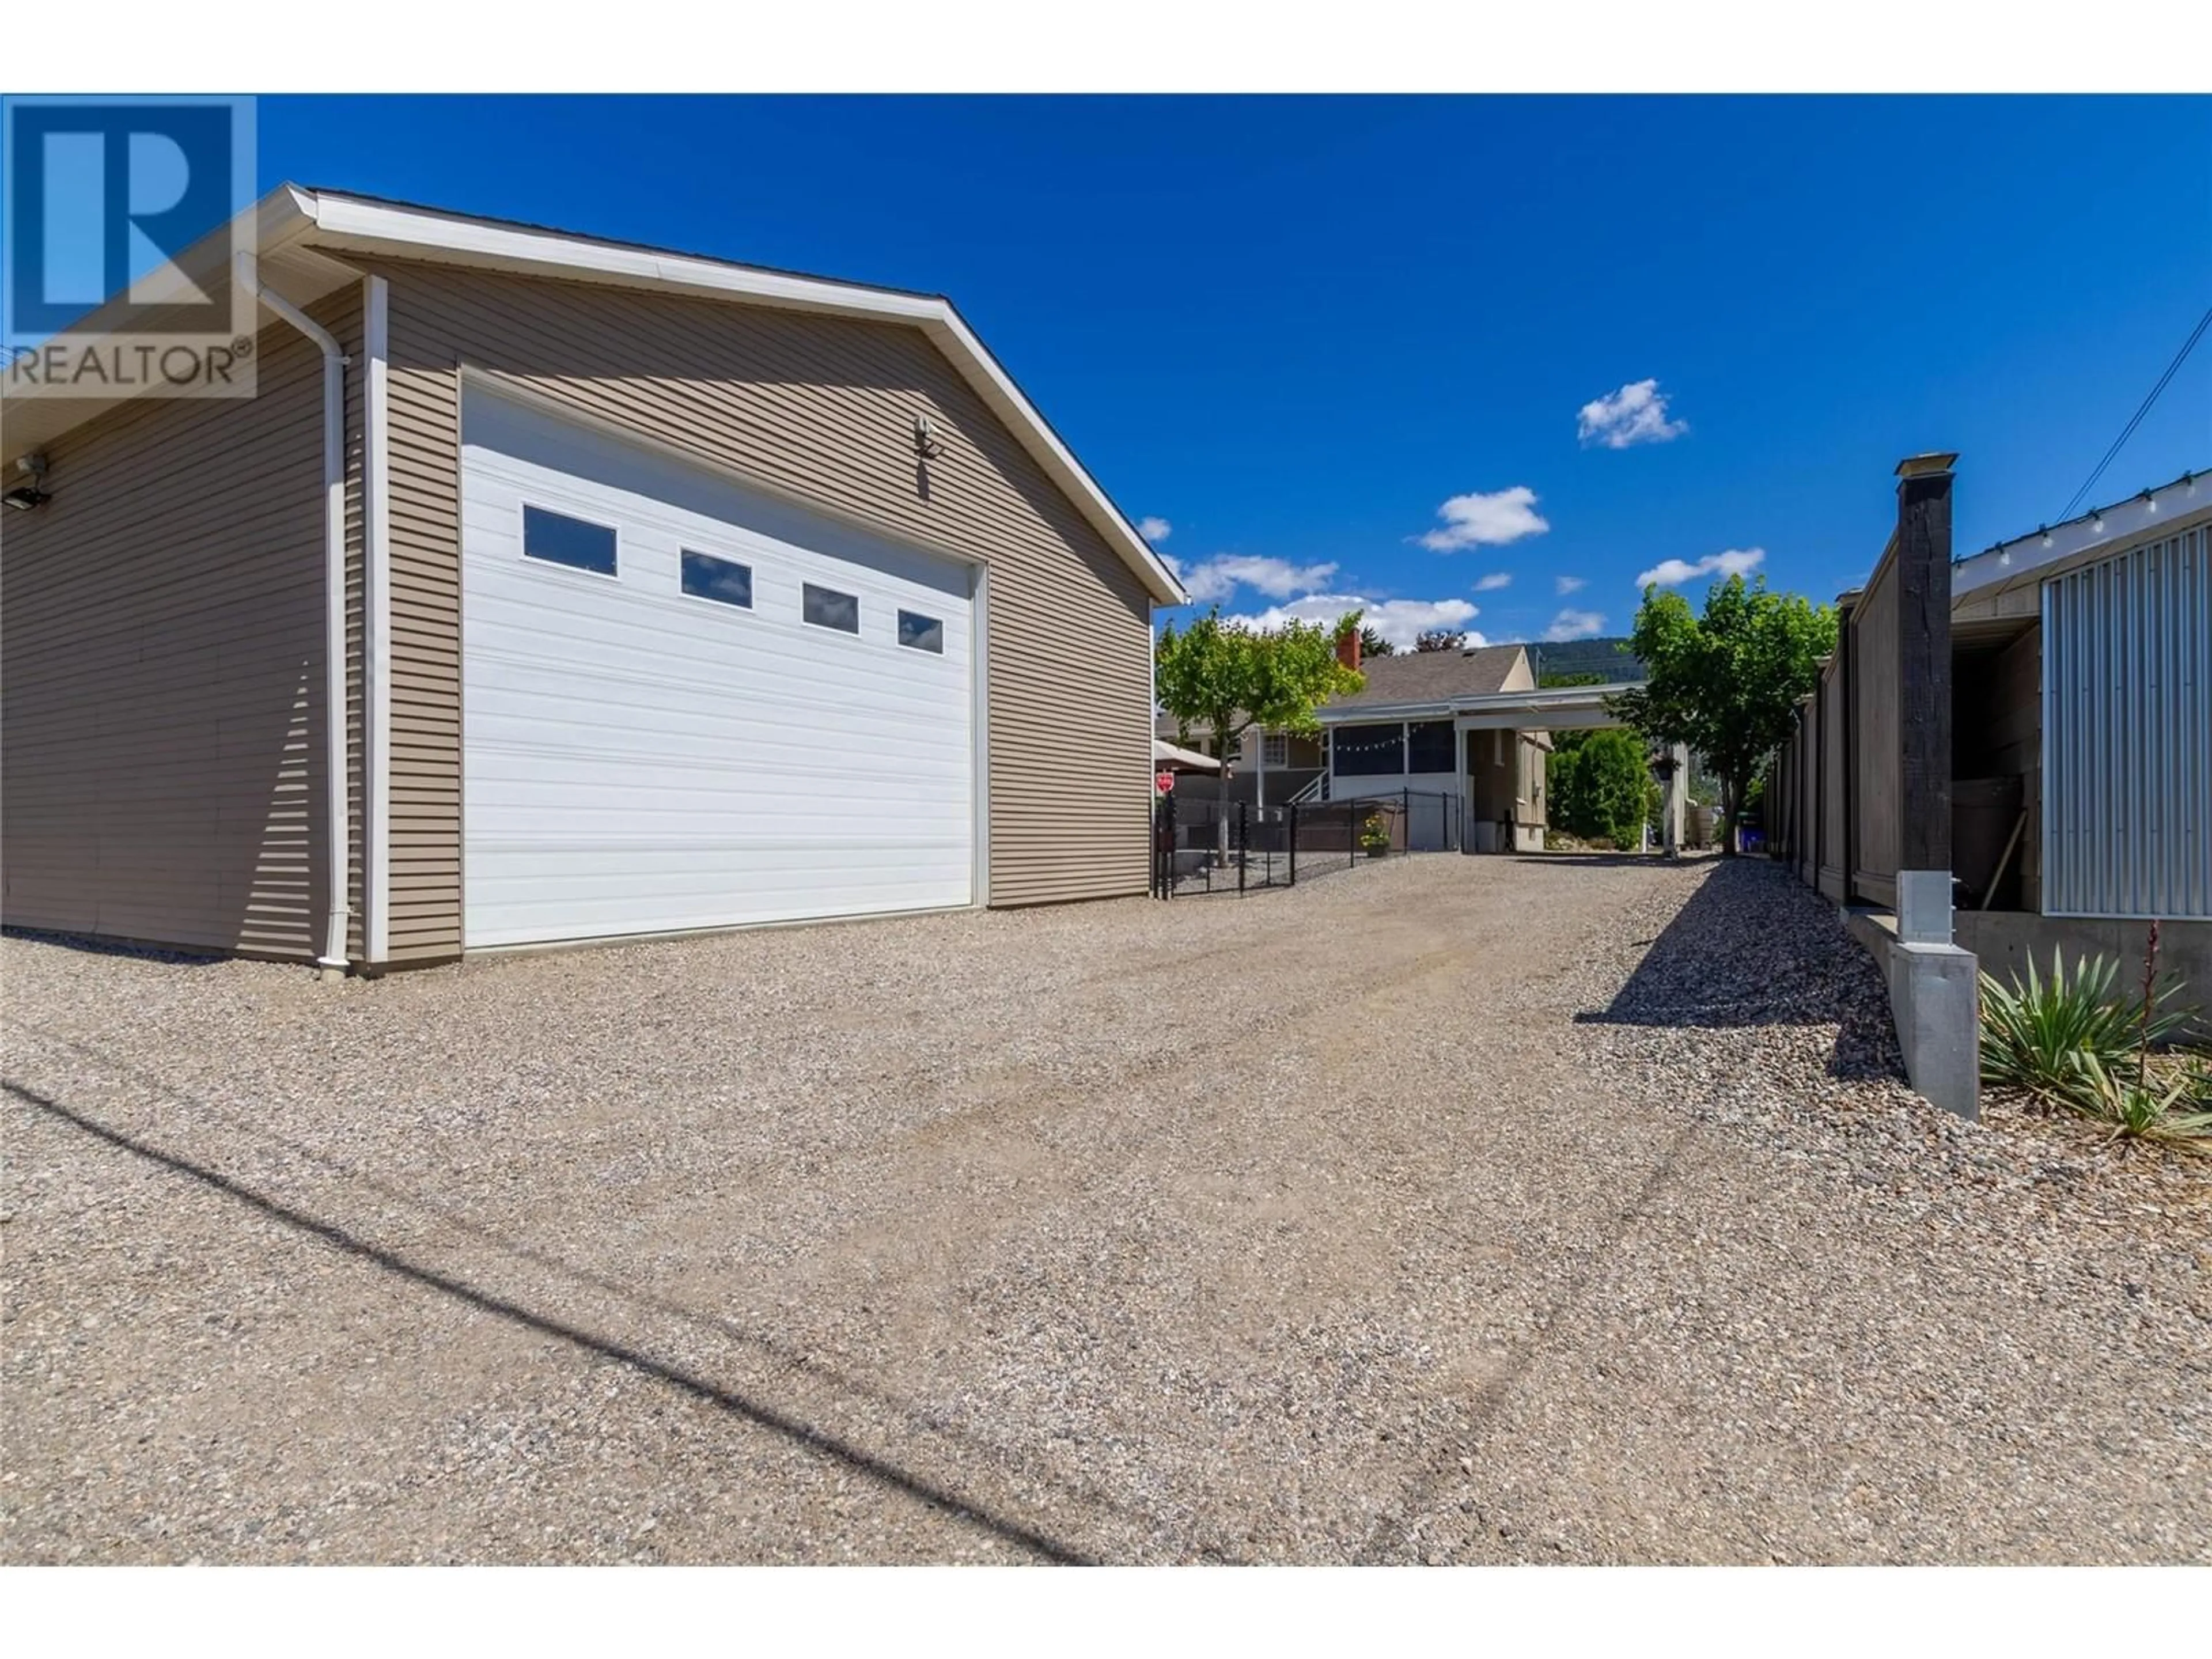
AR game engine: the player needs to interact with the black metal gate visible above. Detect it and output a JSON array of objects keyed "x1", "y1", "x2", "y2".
[{"x1": 1152, "y1": 790, "x2": 1462, "y2": 898}]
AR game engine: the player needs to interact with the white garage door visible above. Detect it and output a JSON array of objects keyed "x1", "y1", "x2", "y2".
[{"x1": 460, "y1": 387, "x2": 977, "y2": 948}]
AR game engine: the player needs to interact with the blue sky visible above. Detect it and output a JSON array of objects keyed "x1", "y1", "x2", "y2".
[{"x1": 260, "y1": 94, "x2": 2211, "y2": 647}]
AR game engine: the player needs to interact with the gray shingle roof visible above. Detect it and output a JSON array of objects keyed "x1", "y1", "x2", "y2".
[{"x1": 1321, "y1": 644, "x2": 1528, "y2": 713}]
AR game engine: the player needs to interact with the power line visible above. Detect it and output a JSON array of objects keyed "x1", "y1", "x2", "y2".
[{"x1": 2057, "y1": 301, "x2": 2212, "y2": 524}]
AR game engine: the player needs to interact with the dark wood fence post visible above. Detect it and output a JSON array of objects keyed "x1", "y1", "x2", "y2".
[
  {"x1": 1836, "y1": 587, "x2": 1860, "y2": 904},
  {"x1": 1893, "y1": 452, "x2": 1957, "y2": 942}
]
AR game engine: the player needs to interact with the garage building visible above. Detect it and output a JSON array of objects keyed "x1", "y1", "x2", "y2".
[{"x1": 2, "y1": 186, "x2": 1185, "y2": 971}]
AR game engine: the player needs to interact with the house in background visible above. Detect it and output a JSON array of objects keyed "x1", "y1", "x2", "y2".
[
  {"x1": 1164, "y1": 632, "x2": 1674, "y2": 855},
  {"x1": 2, "y1": 185, "x2": 1187, "y2": 971},
  {"x1": 1945, "y1": 469, "x2": 2211, "y2": 1016},
  {"x1": 1310, "y1": 635, "x2": 1558, "y2": 853}
]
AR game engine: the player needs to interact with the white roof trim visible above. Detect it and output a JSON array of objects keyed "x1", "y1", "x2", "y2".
[
  {"x1": 1953, "y1": 469, "x2": 2209, "y2": 603},
  {"x1": 294, "y1": 188, "x2": 1186, "y2": 605},
  {"x1": 1317, "y1": 700, "x2": 1457, "y2": 722},
  {"x1": 1317, "y1": 680, "x2": 1637, "y2": 724}
]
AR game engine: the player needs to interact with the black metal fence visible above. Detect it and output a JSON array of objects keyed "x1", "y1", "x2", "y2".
[{"x1": 1151, "y1": 789, "x2": 1463, "y2": 898}]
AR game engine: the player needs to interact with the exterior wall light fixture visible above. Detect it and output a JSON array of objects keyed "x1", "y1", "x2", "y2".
[{"x1": 3, "y1": 453, "x2": 52, "y2": 512}]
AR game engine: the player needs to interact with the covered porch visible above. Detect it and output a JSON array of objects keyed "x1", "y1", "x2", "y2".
[{"x1": 1313, "y1": 683, "x2": 1688, "y2": 854}]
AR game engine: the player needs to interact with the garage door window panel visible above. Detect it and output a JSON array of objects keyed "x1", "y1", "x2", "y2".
[
  {"x1": 681, "y1": 550, "x2": 755, "y2": 611},
  {"x1": 522, "y1": 504, "x2": 619, "y2": 577},
  {"x1": 897, "y1": 610, "x2": 945, "y2": 654},
  {"x1": 804, "y1": 583, "x2": 861, "y2": 635}
]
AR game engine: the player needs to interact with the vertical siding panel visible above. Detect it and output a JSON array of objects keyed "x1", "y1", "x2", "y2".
[{"x1": 2042, "y1": 525, "x2": 2212, "y2": 919}]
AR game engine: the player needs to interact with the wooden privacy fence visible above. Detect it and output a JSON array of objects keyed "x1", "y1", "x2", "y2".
[{"x1": 1769, "y1": 456, "x2": 1955, "y2": 917}]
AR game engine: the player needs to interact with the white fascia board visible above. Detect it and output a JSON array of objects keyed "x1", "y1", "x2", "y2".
[
  {"x1": 296, "y1": 189, "x2": 1187, "y2": 608},
  {"x1": 1953, "y1": 474, "x2": 2211, "y2": 604},
  {"x1": 1320, "y1": 681, "x2": 1634, "y2": 725},
  {"x1": 304, "y1": 191, "x2": 942, "y2": 321},
  {"x1": 1464, "y1": 681, "x2": 1638, "y2": 710},
  {"x1": 1316, "y1": 702, "x2": 1456, "y2": 724}
]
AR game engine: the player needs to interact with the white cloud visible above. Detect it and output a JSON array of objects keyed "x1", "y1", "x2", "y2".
[
  {"x1": 1137, "y1": 516, "x2": 1172, "y2": 542},
  {"x1": 1555, "y1": 574, "x2": 1586, "y2": 596},
  {"x1": 1577, "y1": 378, "x2": 1688, "y2": 449},
  {"x1": 1417, "y1": 486, "x2": 1550, "y2": 551},
  {"x1": 1634, "y1": 547, "x2": 1765, "y2": 588},
  {"x1": 1228, "y1": 591, "x2": 1484, "y2": 652},
  {"x1": 1473, "y1": 571, "x2": 1513, "y2": 592},
  {"x1": 1544, "y1": 609, "x2": 1608, "y2": 642},
  {"x1": 1180, "y1": 554, "x2": 1341, "y2": 604}
]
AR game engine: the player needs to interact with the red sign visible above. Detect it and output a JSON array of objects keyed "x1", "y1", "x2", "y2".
[{"x1": 1156, "y1": 769, "x2": 1176, "y2": 793}]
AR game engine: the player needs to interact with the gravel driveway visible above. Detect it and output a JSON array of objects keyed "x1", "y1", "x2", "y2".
[{"x1": 5, "y1": 854, "x2": 2208, "y2": 1564}]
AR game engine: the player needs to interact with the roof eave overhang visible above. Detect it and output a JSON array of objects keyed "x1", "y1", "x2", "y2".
[
  {"x1": 0, "y1": 187, "x2": 330, "y2": 466},
  {"x1": 1316, "y1": 700, "x2": 1457, "y2": 724},
  {"x1": 1952, "y1": 475, "x2": 2211, "y2": 609},
  {"x1": 296, "y1": 189, "x2": 1187, "y2": 605},
  {"x1": 1317, "y1": 680, "x2": 1637, "y2": 725}
]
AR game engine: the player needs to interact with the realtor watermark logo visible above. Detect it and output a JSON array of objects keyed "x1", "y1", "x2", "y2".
[{"x1": 3, "y1": 94, "x2": 258, "y2": 403}]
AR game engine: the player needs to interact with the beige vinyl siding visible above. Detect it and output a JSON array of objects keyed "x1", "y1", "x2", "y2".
[
  {"x1": 1, "y1": 287, "x2": 361, "y2": 960},
  {"x1": 382, "y1": 282, "x2": 464, "y2": 963},
  {"x1": 376, "y1": 261, "x2": 1153, "y2": 926}
]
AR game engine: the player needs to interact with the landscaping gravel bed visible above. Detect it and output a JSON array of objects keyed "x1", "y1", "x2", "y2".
[{"x1": 4, "y1": 854, "x2": 2206, "y2": 1563}]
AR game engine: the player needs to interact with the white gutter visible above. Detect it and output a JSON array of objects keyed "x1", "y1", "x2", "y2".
[
  {"x1": 1315, "y1": 681, "x2": 1642, "y2": 725},
  {"x1": 240, "y1": 253, "x2": 353, "y2": 977},
  {"x1": 362, "y1": 275, "x2": 392, "y2": 965}
]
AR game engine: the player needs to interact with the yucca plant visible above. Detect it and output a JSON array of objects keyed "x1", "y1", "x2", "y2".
[
  {"x1": 2061, "y1": 1051, "x2": 2212, "y2": 1147},
  {"x1": 1977, "y1": 947, "x2": 2188, "y2": 1101},
  {"x1": 2182, "y1": 1055, "x2": 2212, "y2": 1110}
]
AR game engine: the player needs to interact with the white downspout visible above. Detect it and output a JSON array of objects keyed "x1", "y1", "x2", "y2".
[{"x1": 240, "y1": 255, "x2": 353, "y2": 977}]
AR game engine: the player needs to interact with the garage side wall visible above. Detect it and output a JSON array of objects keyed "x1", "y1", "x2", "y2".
[
  {"x1": 1, "y1": 289, "x2": 362, "y2": 961},
  {"x1": 377, "y1": 263, "x2": 1154, "y2": 939}
]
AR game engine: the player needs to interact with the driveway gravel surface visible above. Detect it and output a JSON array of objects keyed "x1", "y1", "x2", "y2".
[{"x1": 4, "y1": 854, "x2": 2207, "y2": 1563}]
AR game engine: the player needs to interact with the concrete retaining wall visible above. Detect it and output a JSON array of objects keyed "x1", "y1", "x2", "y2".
[
  {"x1": 1955, "y1": 912, "x2": 2212, "y2": 1040},
  {"x1": 1844, "y1": 910, "x2": 1980, "y2": 1120}
]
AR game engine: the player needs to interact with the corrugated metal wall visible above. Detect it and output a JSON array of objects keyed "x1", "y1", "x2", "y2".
[{"x1": 2043, "y1": 524, "x2": 2210, "y2": 918}]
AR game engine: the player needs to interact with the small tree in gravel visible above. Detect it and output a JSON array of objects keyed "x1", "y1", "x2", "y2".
[{"x1": 1608, "y1": 575, "x2": 1835, "y2": 855}]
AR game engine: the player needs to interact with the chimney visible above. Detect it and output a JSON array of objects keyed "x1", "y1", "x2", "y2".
[{"x1": 1336, "y1": 626, "x2": 1362, "y2": 673}]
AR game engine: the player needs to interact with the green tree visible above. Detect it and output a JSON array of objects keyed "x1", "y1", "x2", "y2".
[
  {"x1": 1155, "y1": 608, "x2": 1366, "y2": 781},
  {"x1": 1548, "y1": 728, "x2": 1658, "y2": 849},
  {"x1": 1358, "y1": 624, "x2": 1397, "y2": 658},
  {"x1": 1538, "y1": 670, "x2": 1607, "y2": 689},
  {"x1": 1608, "y1": 574, "x2": 1835, "y2": 855}
]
